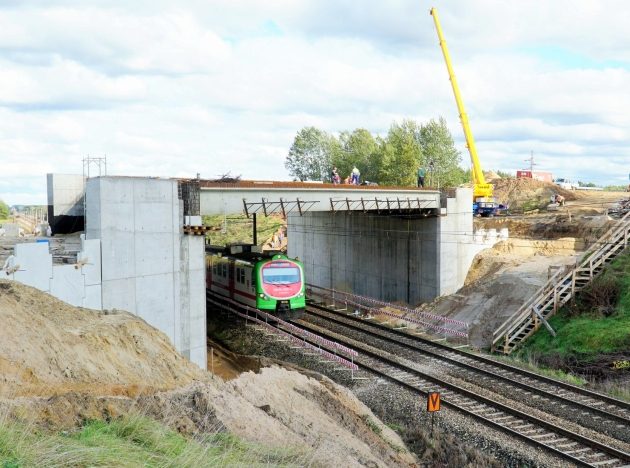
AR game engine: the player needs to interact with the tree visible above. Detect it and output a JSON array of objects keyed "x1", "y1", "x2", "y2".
[
  {"x1": 285, "y1": 117, "x2": 466, "y2": 187},
  {"x1": 0, "y1": 199, "x2": 9, "y2": 220},
  {"x1": 335, "y1": 128, "x2": 380, "y2": 182},
  {"x1": 418, "y1": 117, "x2": 463, "y2": 187},
  {"x1": 378, "y1": 119, "x2": 423, "y2": 186},
  {"x1": 285, "y1": 127, "x2": 340, "y2": 182}
]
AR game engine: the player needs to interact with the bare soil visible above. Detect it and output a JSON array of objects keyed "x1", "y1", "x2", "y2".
[
  {"x1": 0, "y1": 280, "x2": 416, "y2": 467},
  {"x1": 437, "y1": 186, "x2": 629, "y2": 349}
]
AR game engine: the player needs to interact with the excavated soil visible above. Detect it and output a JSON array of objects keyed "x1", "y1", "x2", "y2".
[
  {"x1": 491, "y1": 177, "x2": 577, "y2": 209},
  {"x1": 0, "y1": 280, "x2": 416, "y2": 467},
  {"x1": 0, "y1": 280, "x2": 207, "y2": 398},
  {"x1": 434, "y1": 187, "x2": 629, "y2": 349}
]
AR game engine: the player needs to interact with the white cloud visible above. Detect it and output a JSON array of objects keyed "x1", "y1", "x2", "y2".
[{"x1": 1, "y1": 0, "x2": 630, "y2": 206}]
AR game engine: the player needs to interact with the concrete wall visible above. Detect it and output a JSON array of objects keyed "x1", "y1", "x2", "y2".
[
  {"x1": 289, "y1": 188, "x2": 499, "y2": 305},
  {"x1": 85, "y1": 176, "x2": 206, "y2": 369},
  {"x1": 288, "y1": 211, "x2": 440, "y2": 303},
  {"x1": 4, "y1": 237, "x2": 102, "y2": 309}
]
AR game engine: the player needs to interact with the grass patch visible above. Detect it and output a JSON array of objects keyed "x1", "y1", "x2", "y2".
[
  {"x1": 0, "y1": 413, "x2": 305, "y2": 467},
  {"x1": 520, "y1": 251, "x2": 630, "y2": 358},
  {"x1": 520, "y1": 199, "x2": 543, "y2": 212},
  {"x1": 203, "y1": 214, "x2": 285, "y2": 247},
  {"x1": 515, "y1": 250, "x2": 630, "y2": 389},
  {"x1": 360, "y1": 414, "x2": 382, "y2": 435},
  {"x1": 494, "y1": 354, "x2": 587, "y2": 386}
]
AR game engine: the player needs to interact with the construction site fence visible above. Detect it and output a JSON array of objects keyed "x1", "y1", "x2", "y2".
[{"x1": 306, "y1": 284, "x2": 469, "y2": 338}]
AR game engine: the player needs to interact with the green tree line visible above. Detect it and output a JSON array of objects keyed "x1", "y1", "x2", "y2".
[
  {"x1": 284, "y1": 117, "x2": 469, "y2": 187},
  {"x1": 0, "y1": 199, "x2": 9, "y2": 220}
]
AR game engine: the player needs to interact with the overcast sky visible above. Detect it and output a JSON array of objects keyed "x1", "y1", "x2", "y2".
[{"x1": 1, "y1": 0, "x2": 629, "y2": 205}]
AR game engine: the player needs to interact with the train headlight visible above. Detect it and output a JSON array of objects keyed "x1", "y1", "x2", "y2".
[{"x1": 258, "y1": 293, "x2": 264, "y2": 298}]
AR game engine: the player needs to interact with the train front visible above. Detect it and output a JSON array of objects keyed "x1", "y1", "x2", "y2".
[{"x1": 256, "y1": 255, "x2": 306, "y2": 320}]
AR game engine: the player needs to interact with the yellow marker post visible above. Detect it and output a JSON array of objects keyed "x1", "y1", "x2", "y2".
[{"x1": 427, "y1": 391, "x2": 441, "y2": 436}]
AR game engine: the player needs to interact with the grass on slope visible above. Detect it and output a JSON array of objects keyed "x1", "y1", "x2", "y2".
[
  {"x1": 0, "y1": 413, "x2": 304, "y2": 468},
  {"x1": 203, "y1": 214, "x2": 284, "y2": 247},
  {"x1": 520, "y1": 250, "x2": 630, "y2": 358}
]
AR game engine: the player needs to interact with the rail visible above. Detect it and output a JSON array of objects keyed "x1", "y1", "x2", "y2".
[{"x1": 207, "y1": 293, "x2": 358, "y2": 371}]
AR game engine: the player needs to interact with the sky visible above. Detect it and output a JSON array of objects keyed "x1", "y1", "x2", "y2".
[{"x1": 1, "y1": 0, "x2": 629, "y2": 205}]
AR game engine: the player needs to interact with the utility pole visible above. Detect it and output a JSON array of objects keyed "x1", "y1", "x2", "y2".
[{"x1": 524, "y1": 151, "x2": 537, "y2": 171}]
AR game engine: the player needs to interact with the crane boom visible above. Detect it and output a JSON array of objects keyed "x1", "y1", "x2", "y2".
[{"x1": 430, "y1": 7, "x2": 493, "y2": 199}]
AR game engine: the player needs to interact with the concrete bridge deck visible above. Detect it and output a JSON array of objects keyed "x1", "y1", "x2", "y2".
[{"x1": 198, "y1": 180, "x2": 442, "y2": 216}]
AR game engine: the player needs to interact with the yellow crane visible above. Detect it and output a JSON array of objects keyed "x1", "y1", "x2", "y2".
[{"x1": 430, "y1": 7, "x2": 496, "y2": 207}]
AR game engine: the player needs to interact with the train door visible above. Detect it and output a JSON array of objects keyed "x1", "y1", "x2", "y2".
[{"x1": 228, "y1": 259, "x2": 235, "y2": 299}]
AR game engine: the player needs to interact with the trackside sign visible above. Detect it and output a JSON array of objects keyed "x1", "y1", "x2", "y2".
[{"x1": 427, "y1": 392, "x2": 441, "y2": 412}]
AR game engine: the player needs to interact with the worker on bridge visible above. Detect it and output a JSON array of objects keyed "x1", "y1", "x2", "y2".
[
  {"x1": 351, "y1": 167, "x2": 360, "y2": 185},
  {"x1": 417, "y1": 166, "x2": 427, "y2": 188},
  {"x1": 331, "y1": 166, "x2": 340, "y2": 184}
]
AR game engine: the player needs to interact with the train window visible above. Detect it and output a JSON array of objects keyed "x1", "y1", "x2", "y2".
[
  {"x1": 212, "y1": 263, "x2": 217, "y2": 274},
  {"x1": 222, "y1": 263, "x2": 227, "y2": 277},
  {"x1": 262, "y1": 266, "x2": 300, "y2": 284},
  {"x1": 236, "y1": 267, "x2": 245, "y2": 284}
]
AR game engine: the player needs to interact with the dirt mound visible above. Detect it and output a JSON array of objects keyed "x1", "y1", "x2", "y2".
[
  {"x1": 484, "y1": 170, "x2": 501, "y2": 181},
  {"x1": 2, "y1": 369, "x2": 416, "y2": 467},
  {"x1": 0, "y1": 280, "x2": 207, "y2": 397},
  {"x1": 0, "y1": 280, "x2": 418, "y2": 465},
  {"x1": 492, "y1": 178, "x2": 576, "y2": 209}
]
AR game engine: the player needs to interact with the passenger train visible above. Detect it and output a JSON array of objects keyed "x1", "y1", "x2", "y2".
[{"x1": 206, "y1": 245, "x2": 306, "y2": 320}]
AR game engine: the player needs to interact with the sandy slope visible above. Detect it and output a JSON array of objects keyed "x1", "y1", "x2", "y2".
[{"x1": 0, "y1": 280, "x2": 416, "y2": 466}]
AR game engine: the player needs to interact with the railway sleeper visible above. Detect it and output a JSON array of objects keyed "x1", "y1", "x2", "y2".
[
  {"x1": 555, "y1": 441, "x2": 579, "y2": 449},
  {"x1": 565, "y1": 447, "x2": 593, "y2": 455},
  {"x1": 590, "y1": 460, "x2": 621, "y2": 466},
  {"x1": 512, "y1": 424, "x2": 534, "y2": 431}
]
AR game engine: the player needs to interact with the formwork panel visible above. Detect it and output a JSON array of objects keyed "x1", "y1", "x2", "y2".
[
  {"x1": 100, "y1": 232, "x2": 136, "y2": 281},
  {"x1": 100, "y1": 178, "x2": 134, "y2": 204},
  {"x1": 79, "y1": 238, "x2": 101, "y2": 286},
  {"x1": 85, "y1": 178, "x2": 102, "y2": 237},
  {"x1": 134, "y1": 232, "x2": 174, "y2": 277},
  {"x1": 100, "y1": 199, "x2": 135, "y2": 233},
  {"x1": 135, "y1": 273, "x2": 176, "y2": 342},
  {"x1": 133, "y1": 178, "x2": 173, "y2": 203},
  {"x1": 13, "y1": 243, "x2": 53, "y2": 292},
  {"x1": 134, "y1": 202, "x2": 174, "y2": 233},
  {"x1": 102, "y1": 278, "x2": 136, "y2": 312},
  {"x1": 50, "y1": 264, "x2": 85, "y2": 306},
  {"x1": 83, "y1": 284, "x2": 102, "y2": 310}
]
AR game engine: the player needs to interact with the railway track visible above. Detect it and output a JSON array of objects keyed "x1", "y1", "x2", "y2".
[
  {"x1": 305, "y1": 303, "x2": 630, "y2": 431},
  {"x1": 294, "y1": 304, "x2": 630, "y2": 467}
]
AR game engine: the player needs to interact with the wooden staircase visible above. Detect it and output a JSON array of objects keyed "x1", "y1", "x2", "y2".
[{"x1": 492, "y1": 210, "x2": 630, "y2": 354}]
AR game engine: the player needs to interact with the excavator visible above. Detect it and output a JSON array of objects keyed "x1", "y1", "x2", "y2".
[{"x1": 430, "y1": 7, "x2": 505, "y2": 216}]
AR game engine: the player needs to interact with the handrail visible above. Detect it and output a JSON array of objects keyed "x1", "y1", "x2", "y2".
[{"x1": 492, "y1": 210, "x2": 630, "y2": 351}]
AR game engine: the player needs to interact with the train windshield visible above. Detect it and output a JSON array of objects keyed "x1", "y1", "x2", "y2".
[{"x1": 262, "y1": 266, "x2": 300, "y2": 284}]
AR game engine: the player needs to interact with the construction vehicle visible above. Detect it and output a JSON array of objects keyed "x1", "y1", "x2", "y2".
[{"x1": 430, "y1": 7, "x2": 505, "y2": 216}]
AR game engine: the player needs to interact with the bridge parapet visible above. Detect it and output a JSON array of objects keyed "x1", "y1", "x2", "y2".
[{"x1": 199, "y1": 180, "x2": 441, "y2": 216}]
